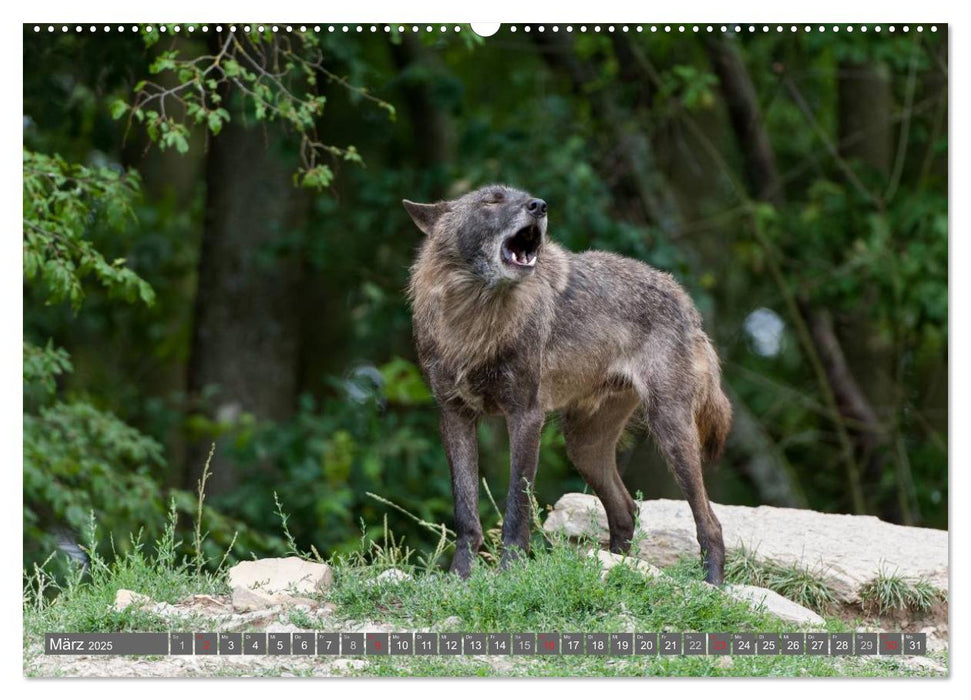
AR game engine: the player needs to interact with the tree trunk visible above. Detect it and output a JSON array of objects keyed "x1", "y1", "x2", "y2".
[
  {"x1": 835, "y1": 59, "x2": 896, "y2": 515},
  {"x1": 704, "y1": 37, "x2": 784, "y2": 206},
  {"x1": 389, "y1": 34, "x2": 455, "y2": 171},
  {"x1": 185, "y1": 114, "x2": 308, "y2": 495},
  {"x1": 838, "y1": 61, "x2": 893, "y2": 173}
]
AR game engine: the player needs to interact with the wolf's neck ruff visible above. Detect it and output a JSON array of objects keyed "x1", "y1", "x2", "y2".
[{"x1": 409, "y1": 236, "x2": 569, "y2": 372}]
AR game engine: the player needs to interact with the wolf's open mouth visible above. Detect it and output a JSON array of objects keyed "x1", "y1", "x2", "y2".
[{"x1": 501, "y1": 225, "x2": 541, "y2": 268}]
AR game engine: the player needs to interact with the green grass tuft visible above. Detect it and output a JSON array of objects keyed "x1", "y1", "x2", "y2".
[
  {"x1": 724, "y1": 546, "x2": 837, "y2": 612},
  {"x1": 859, "y1": 568, "x2": 944, "y2": 616}
]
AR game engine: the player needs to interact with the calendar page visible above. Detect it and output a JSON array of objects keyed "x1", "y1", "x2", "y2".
[{"x1": 20, "y1": 6, "x2": 950, "y2": 684}]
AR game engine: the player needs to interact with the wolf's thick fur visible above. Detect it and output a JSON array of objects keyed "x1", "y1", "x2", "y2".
[{"x1": 405, "y1": 184, "x2": 731, "y2": 584}]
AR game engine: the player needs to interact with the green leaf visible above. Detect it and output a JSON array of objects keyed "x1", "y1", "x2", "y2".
[{"x1": 109, "y1": 99, "x2": 129, "y2": 120}]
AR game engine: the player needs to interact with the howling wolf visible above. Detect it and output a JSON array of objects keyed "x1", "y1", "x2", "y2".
[{"x1": 404, "y1": 184, "x2": 731, "y2": 584}]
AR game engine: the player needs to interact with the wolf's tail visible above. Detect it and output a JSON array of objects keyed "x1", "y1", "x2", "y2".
[{"x1": 693, "y1": 333, "x2": 733, "y2": 465}]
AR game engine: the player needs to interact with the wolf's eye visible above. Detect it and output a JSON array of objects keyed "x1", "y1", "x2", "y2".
[{"x1": 483, "y1": 192, "x2": 505, "y2": 205}]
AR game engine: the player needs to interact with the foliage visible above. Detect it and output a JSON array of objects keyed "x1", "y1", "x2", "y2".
[
  {"x1": 22, "y1": 144, "x2": 272, "y2": 573},
  {"x1": 23, "y1": 150, "x2": 154, "y2": 310},
  {"x1": 114, "y1": 26, "x2": 395, "y2": 188},
  {"x1": 23, "y1": 340, "x2": 71, "y2": 402},
  {"x1": 23, "y1": 142, "x2": 166, "y2": 570},
  {"x1": 211, "y1": 359, "x2": 452, "y2": 555},
  {"x1": 24, "y1": 399, "x2": 166, "y2": 560},
  {"x1": 25, "y1": 502, "x2": 944, "y2": 676}
]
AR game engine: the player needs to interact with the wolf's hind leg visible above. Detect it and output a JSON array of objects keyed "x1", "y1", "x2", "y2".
[
  {"x1": 646, "y1": 400, "x2": 725, "y2": 585},
  {"x1": 563, "y1": 391, "x2": 641, "y2": 554}
]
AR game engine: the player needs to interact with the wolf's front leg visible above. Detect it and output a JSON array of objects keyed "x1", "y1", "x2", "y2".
[
  {"x1": 440, "y1": 406, "x2": 482, "y2": 578},
  {"x1": 500, "y1": 406, "x2": 545, "y2": 568}
]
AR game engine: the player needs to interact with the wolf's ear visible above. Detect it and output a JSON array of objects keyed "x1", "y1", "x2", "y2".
[{"x1": 402, "y1": 200, "x2": 449, "y2": 236}]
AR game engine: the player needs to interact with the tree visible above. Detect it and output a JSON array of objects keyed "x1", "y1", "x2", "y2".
[{"x1": 114, "y1": 27, "x2": 396, "y2": 495}]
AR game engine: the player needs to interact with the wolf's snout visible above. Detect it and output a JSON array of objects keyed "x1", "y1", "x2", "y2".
[{"x1": 526, "y1": 198, "x2": 547, "y2": 218}]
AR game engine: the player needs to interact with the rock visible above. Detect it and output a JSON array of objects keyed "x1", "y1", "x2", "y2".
[
  {"x1": 231, "y1": 586, "x2": 280, "y2": 612},
  {"x1": 176, "y1": 594, "x2": 233, "y2": 614},
  {"x1": 714, "y1": 656, "x2": 734, "y2": 670},
  {"x1": 228, "y1": 557, "x2": 333, "y2": 612},
  {"x1": 894, "y1": 656, "x2": 947, "y2": 675},
  {"x1": 113, "y1": 589, "x2": 152, "y2": 612},
  {"x1": 332, "y1": 659, "x2": 368, "y2": 672},
  {"x1": 543, "y1": 493, "x2": 948, "y2": 603},
  {"x1": 229, "y1": 587, "x2": 325, "y2": 613},
  {"x1": 921, "y1": 626, "x2": 948, "y2": 653},
  {"x1": 374, "y1": 568, "x2": 412, "y2": 584},
  {"x1": 725, "y1": 584, "x2": 826, "y2": 626},
  {"x1": 216, "y1": 607, "x2": 285, "y2": 632},
  {"x1": 229, "y1": 557, "x2": 333, "y2": 595},
  {"x1": 148, "y1": 602, "x2": 182, "y2": 618},
  {"x1": 586, "y1": 549, "x2": 664, "y2": 581}
]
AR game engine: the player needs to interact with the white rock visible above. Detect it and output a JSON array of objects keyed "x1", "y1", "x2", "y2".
[
  {"x1": 543, "y1": 493, "x2": 948, "y2": 603},
  {"x1": 231, "y1": 586, "x2": 280, "y2": 612},
  {"x1": 228, "y1": 557, "x2": 333, "y2": 612},
  {"x1": 586, "y1": 549, "x2": 664, "y2": 581},
  {"x1": 217, "y1": 607, "x2": 285, "y2": 632},
  {"x1": 725, "y1": 584, "x2": 826, "y2": 626},
  {"x1": 229, "y1": 556, "x2": 333, "y2": 595},
  {"x1": 113, "y1": 589, "x2": 152, "y2": 612}
]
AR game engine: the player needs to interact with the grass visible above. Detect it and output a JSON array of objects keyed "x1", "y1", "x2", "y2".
[
  {"x1": 23, "y1": 453, "x2": 235, "y2": 644},
  {"x1": 22, "y1": 503, "x2": 232, "y2": 667},
  {"x1": 23, "y1": 481, "x2": 945, "y2": 678},
  {"x1": 724, "y1": 545, "x2": 838, "y2": 613},
  {"x1": 859, "y1": 568, "x2": 945, "y2": 616}
]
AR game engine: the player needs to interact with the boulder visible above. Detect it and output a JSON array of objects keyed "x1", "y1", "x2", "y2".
[
  {"x1": 228, "y1": 557, "x2": 333, "y2": 612},
  {"x1": 543, "y1": 493, "x2": 948, "y2": 603},
  {"x1": 725, "y1": 584, "x2": 826, "y2": 626}
]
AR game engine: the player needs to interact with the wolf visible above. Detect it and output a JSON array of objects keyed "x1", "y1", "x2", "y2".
[{"x1": 404, "y1": 184, "x2": 731, "y2": 585}]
